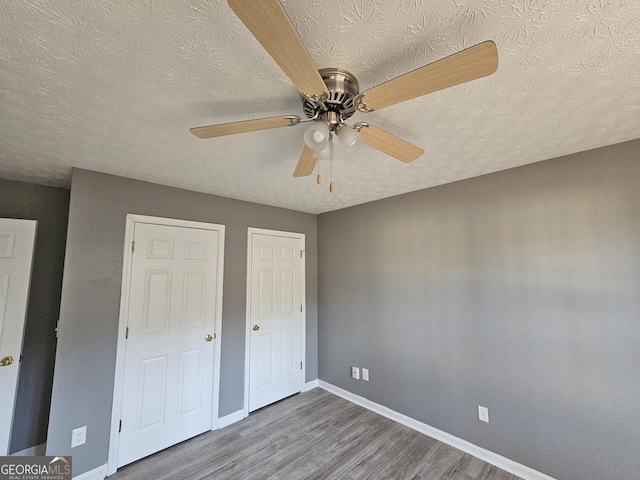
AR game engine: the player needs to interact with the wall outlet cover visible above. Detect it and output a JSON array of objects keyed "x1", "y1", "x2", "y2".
[
  {"x1": 71, "y1": 426, "x2": 87, "y2": 448},
  {"x1": 478, "y1": 406, "x2": 489, "y2": 423},
  {"x1": 351, "y1": 366, "x2": 360, "y2": 380},
  {"x1": 362, "y1": 368, "x2": 369, "y2": 381}
]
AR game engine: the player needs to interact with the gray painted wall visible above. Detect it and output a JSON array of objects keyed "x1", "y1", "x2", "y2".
[
  {"x1": 46, "y1": 169, "x2": 317, "y2": 475},
  {"x1": 0, "y1": 179, "x2": 69, "y2": 454},
  {"x1": 317, "y1": 139, "x2": 640, "y2": 480}
]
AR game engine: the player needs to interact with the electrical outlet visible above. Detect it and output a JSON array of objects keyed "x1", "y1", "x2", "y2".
[
  {"x1": 71, "y1": 426, "x2": 86, "y2": 448},
  {"x1": 362, "y1": 368, "x2": 369, "y2": 381},
  {"x1": 351, "y1": 366, "x2": 360, "y2": 380},
  {"x1": 478, "y1": 406, "x2": 489, "y2": 423}
]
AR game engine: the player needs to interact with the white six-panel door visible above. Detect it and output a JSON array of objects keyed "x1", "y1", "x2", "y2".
[
  {"x1": 248, "y1": 231, "x2": 304, "y2": 412},
  {"x1": 0, "y1": 219, "x2": 36, "y2": 455},
  {"x1": 117, "y1": 221, "x2": 222, "y2": 467}
]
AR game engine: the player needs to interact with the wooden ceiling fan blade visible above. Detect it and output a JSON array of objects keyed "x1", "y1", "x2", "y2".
[
  {"x1": 190, "y1": 115, "x2": 299, "y2": 139},
  {"x1": 359, "y1": 124, "x2": 424, "y2": 163},
  {"x1": 358, "y1": 41, "x2": 498, "y2": 111},
  {"x1": 228, "y1": 0, "x2": 328, "y2": 100},
  {"x1": 293, "y1": 146, "x2": 317, "y2": 177}
]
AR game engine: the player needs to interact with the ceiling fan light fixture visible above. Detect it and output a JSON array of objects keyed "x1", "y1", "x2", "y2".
[
  {"x1": 337, "y1": 126, "x2": 364, "y2": 154},
  {"x1": 304, "y1": 122, "x2": 330, "y2": 151}
]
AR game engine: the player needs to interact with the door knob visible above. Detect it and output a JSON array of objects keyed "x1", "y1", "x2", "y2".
[
  {"x1": 205, "y1": 334, "x2": 213, "y2": 342},
  {"x1": 252, "y1": 325, "x2": 260, "y2": 331},
  {"x1": 0, "y1": 356, "x2": 14, "y2": 367}
]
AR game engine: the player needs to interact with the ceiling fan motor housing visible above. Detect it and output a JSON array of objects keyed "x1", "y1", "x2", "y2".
[{"x1": 302, "y1": 68, "x2": 360, "y2": 122}]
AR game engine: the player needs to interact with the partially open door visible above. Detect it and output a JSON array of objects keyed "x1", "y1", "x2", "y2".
[{"x1": 0, "y1": 219, "x2": 37, "y2": 455}]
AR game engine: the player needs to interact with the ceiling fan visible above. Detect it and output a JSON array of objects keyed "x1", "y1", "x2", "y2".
[{"x1": 190, "y1": 0, "x2": 498, "y2": 189}]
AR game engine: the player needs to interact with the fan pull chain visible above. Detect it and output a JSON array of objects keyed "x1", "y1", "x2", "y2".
[
  {"x1": 316, "y1": 148, "x2": 322, "y2": 184},
  {"x1": 329, "y1": 134, "x2": 335, "y2": 193}
]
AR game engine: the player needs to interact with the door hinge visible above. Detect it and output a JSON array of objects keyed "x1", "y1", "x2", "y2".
[
  {"x1": 300, "y1": 304, "x2": 303, "y2": 313},
  {"x1": 125, "y1": 327, "x2": 129, "y2": 339},
  {"x1": 119, "y1": 420, "x2": 122, "y2": 433},
  {"x1": 132, "y1": 241, "x2": 135, "y2": 253},
  {"x1": 300, "y1": 361, "x2": 303, "y2": 370},
  {"x1": 214, "y1": 333, "x2": 216, "y2": 340},
  {"x1": 300, "y1": 250, "x2": 305, "y2": 258}
]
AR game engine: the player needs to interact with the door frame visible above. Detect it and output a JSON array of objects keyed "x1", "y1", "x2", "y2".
[
  {"x1": 107, "y1": 214, "x2": 225, "y2": 475},
  {"x1": 244, "y1": 227, "x2": 305, "y2": 416}
]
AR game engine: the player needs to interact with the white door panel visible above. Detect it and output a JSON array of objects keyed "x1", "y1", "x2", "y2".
[
  {"x1": 118, "y1": 222, "x2": 220, "y2": 467},
  {"x1": 249, "y1": 232, "x2": 304, "y2": 412},
  {"x1": 0, "y1": 219, "x2": 36, "y2": 455}
]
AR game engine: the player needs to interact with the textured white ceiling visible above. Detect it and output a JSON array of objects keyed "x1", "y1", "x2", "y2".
[{"x1": 1, "y1": 0, "x2": 639, "y2": 213}]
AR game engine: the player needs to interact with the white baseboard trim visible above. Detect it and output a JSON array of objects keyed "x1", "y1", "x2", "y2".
[
  {"x1": 73, "y1": 463, "x2": 107, "y2": 480},
  {"x1": 11, "y1": 443, "x2": 46, "y2": 456},
  {"x1": 318, "y1": 381, "x2": 556, "y2": 480},
  {"x1": 304, "y1": 379, "x2": 319, "y2": 391},
  {"x1": 217, "y1": 409, "x2": 246, "y2": 429}
]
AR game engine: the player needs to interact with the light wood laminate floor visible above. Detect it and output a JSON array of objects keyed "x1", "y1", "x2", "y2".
[{"x1": 108, "y1": 388, "x2": 523, "y2": 480}]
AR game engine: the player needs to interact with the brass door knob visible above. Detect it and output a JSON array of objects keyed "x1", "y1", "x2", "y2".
[
  {"x1": 0, "y1": 356, "x2": 14, "y2": 367},
  {"x1": 252, "y1": 325, "x2": 260, "y2": 331},
  {"x1": 205, "y1": 334, "x2": 213, "y2": 342}
]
